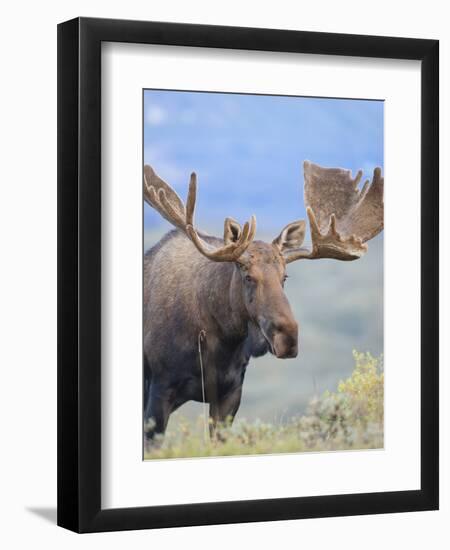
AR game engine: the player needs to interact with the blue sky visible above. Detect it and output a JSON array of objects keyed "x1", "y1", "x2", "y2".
[{"x1": 144, "y1": 89, "x2": 384, "y2": 236}]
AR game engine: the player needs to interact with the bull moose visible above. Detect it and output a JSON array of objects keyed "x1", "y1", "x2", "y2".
[{"x1": 143, "y1": 161, "x2": 384, "y2": 443}]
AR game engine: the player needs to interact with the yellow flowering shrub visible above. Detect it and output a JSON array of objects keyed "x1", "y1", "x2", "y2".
[{"x1": 337, "y1": 350, "x2": 384, "y2": 424}]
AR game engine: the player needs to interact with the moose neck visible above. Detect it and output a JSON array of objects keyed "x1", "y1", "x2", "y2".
[{"x1": 199, "y1": 261, "x2": 249, "y2": 340}]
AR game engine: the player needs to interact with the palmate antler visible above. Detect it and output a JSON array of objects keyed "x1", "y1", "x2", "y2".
[
  {"x1": 283, "y1": 161, "x2": 384, "y2": 263},
  {"x1": 144, "y1": 165, "x2": 257, "y2": 262}
]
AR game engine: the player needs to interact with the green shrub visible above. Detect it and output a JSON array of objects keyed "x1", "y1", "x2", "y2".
[{"x1": 337, "y1": 350, "x2": 384, "y2": 424}]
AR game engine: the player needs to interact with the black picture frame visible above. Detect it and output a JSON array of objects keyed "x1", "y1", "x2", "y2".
[{"x1": 57, "y1": 16, "x2": 439, "y2": 533}]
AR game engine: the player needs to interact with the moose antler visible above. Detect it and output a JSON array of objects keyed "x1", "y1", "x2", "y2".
[
  {"x1": 283, "y1": 161, "x2": 384, "y2": 263},
  {"x1": 144, "y1": 165, "x2": 256, "y2": 262}
]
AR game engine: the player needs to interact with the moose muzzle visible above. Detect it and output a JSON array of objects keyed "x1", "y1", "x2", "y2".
[
  {"x1": 272, "y1": 323, "x2": 298, "y2": 358},
  {"x1": 259, "y1": 316, "x2": 299, "y2": 359}
]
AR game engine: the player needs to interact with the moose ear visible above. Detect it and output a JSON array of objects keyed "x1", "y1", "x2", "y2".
[
  {"x1": 224, "y1": 217, "x2": 242, "y2": 244},
  {"x1": 273, "y1": 220, "x2": 306, "y2": 252}
]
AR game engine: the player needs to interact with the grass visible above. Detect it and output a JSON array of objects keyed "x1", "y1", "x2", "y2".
[{"x1": 144, "y1": 351, "x2": 384, "y2": 460}]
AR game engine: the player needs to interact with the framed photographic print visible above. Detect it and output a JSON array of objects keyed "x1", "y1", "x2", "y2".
[{"x1": 57, "y1": 17, "x2": 439, "y2": 533}]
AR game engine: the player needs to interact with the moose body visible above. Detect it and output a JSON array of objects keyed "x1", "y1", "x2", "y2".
[
  {"x1": 143, "y1": 229, "x2": 297, "y2": 439},
  {"x1": 143, "y1": 162, "x2": 384, "y2": 443}
]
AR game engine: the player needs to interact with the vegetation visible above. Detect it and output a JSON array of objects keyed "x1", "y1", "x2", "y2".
[{"x1": 144, "y1": 351, "x2": 384, "y2": 460}]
